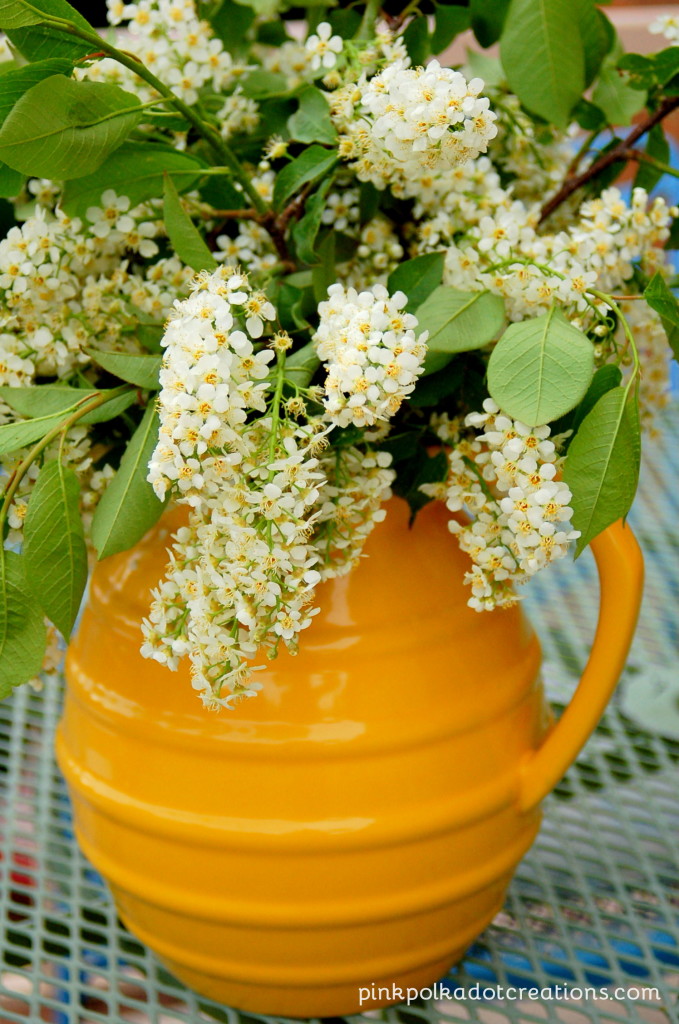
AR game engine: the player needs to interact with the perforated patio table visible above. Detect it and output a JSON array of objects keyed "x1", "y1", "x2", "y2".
[{"x1": 1, "y1": 405, "x2": 678, "y2": 1024}]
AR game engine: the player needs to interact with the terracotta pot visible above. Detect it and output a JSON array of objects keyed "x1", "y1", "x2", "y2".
[{"x1": 56, "y1": 498, "x2": 643, "y2": 1017}]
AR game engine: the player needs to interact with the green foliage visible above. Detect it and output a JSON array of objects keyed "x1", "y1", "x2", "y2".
[
  {"x1": 592, "y1": 58, "x2": 646, "y2": 127},
  {"x1": 644, "y1": 272, "x2": 679, "y2": 360},
  {"x1": 570, "y1": 364, "x2": 623, "y2": 434},
  {"x1": 0, "y1": 385, "x2": 135, "y2": 423},
  {"x1": 0, "y1": 58, "x2": 73, "y2": 192},
  {"x1": 387, "y1": 252, "x2": 445, "y2": 313},
  {"x1": 403, "y1": 16, "x2": 430, "y2": 66},
  {"x1": 292, "y1": 177, "x2": 332, "y2": 264},
  {"x1": 431, "y1": 3, "x2": 470, "y2": 54},
  {"x1": 163, "y1": 173, "x2": 217, "y2": 272},
  {"x1": 618, "y1": 48, "x2": 679, "y2": 91},
  {"x1": 1, "y1": 0, "x2": 93, "y2": 64},
  {"x1": 240, "y1": 70, "x2": 290, "y2": 100},
  {"x1": 416, "y1": 287, "x2": 505, "y2": 372},
  {"x1": 0, "y1": 549, "x2": 46, "y2": 696},
  {"x1": 501, "y1": 0, "x2": 585, "y2": 128},
  {"x1": 470, "y1": 0, "x2": 510, "y2": 48},
  {"x1": 23, "y1": 458, "x2": 87, "y2": 639},
  {"x1": 577, "y1": 1, "x2": 614, "y2": 88},
  {"x1": 209, "y1": 0, "x2": 255, "y2": 54},
  {"x1": 0, "y1": 387, "x2": 136, "y2": 452},
  {"x1": 564, "y1": 387, "x2": 641, "y2": 556},
  {"x1": 273, "y1": 144, "x2": 338, "y2": 211},
  {"x1": 0, "y1": 76, "x2": 143, "y2": 179},
  {"x1": 91, "y1": 405, "x2": 166, "y2": 560},
  {"x1": 634, "y1": 125, "x2": 670, "y2": 192},
  {"x1": 63, "y1": 143, "x2": 204, "y2": 219},
  {"x1": 487, "y1": 307, "x2": 594, "y2": 425},
  {"x1": 285, "y1": 341, "x2": 320, "y2": 387},
  {"x1": 288, "y1": 87, "x2": 337, "y2": 145},
  {"x1": 87, "y1": 351, "x2": 161, "y2": 390}
]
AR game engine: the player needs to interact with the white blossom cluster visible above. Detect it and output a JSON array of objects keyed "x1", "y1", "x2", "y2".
[
  {"x1": 619, "y1": 299, "x2": 671, "y2": 435},
  {"x1": 415, "y1": 184, "x2": 675, "y2": 323},
  {"x1": 80, "y1": 1, "x2": 247, "y2": 116},
  {"x1": 314, "y1": 446, "x2": 395, "y2": 578},
  {"x1": 259, "y1": 19, "x2": 406, "y2": 92},
  {"x1": 332, "y1": 61, "x2": 497, "y2": 195},
  {"x1": 143, "y1": 266, "x2": 397, "y2": 707},
  {"x1": 314, "y1": 283, "x2": 428, "y2": 427},
  {"x1": 0, "y1": 190, "x2": 189, "y2": 385},
  {"x1": 147, "y1": 268, "x2": 276, "y2": 506},
  {"x1": 423, "y1": 400, "x2": 579, "y2": 611}
]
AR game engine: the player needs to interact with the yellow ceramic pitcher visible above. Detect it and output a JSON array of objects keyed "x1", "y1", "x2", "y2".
[{"x1": 57, "y1": 497, "x2": 643, "y2": 1017}]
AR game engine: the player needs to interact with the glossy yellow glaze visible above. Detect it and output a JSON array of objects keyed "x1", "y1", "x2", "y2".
[{"x1": 57, "y1": 497, "x2": 643, "y2": 1017}]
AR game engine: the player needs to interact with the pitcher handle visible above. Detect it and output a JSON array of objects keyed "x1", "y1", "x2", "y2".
[{"x1": 518, "y1": 520, "x2": 644, "y2": 812}]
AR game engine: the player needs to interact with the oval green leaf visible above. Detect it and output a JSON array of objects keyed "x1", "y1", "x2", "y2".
[
  {"x1": 0, "y1": 75, "x2": 143, "y2": 179},
  {"x1": 500, "y1": 0, "x2": 585, "y2": 128},
  {"x1": 24, "y1": 458, "x2": 88, "y2": 640},
  {"x1": 0, "y1": 549, "x2": 46, "y2": 697},
  {"x1": 91, "y1": 405, "x2": 167, "y2": 560},
  {"x1": 563, "y1": 387, "x2": 641, "y2": 557},
  {"x1": 416, "y1": 286, "x2": 505, "y2": 357},
  {"x1": 487, "y1": 306, "x2": 594, "y2": 425}
]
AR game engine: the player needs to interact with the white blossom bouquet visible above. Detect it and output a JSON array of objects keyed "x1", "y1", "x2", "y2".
[{"x1": 0, "y1": 0, "x2": 677, "y2": 710}]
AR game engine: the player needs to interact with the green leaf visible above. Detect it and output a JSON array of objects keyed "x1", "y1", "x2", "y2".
[
  {"x1": 210, "y1": 0, "x2": 255, "y2": 54},
  {"x1": 87, "y1": 350, "x2": 161, "y2": 390},
  {"x1": 644, "y1": 271, "x2": 679, "y2": 360},
  {"x1": 163, "y1": 173, "x2": 217, "y2": 272},
  {"x1": 273, "y1": 144, "x2": 338, "y2": 211},
  {"x1": 0, "y1": 57, "x2": 73, "y2": 122},
  {"x1": 576, "y1": 1, "x2": 614, "y2": 87},
  {"x1": 465, "y1": 49, "x2": 505, "y2": 88},
  {"x1": 292, "y1": 177, "x2": 332, "y2": 264},
  {"x1": 0, "y1": 162, "x2": 21, "y2": 195},
  {"x1": 199, "y1": 173, "x2": 245, "y2": 212},
  {"x1": 416, "y1": 287, "x2": 505, "y2": 369},
  {"x1": 0, "y1": 0, "x2": 82, "y2": 27},
  {"x1": 387, "y1": 252, "x2": 445, "y2": 313},
  {"x1": 0, "y1": 385, "x2": 136, "y2": 425},
  {"x1": 62, "y1": 142, "x2": 204, "y2": 219},
  {"x1": 403, "y1": 15, "x2": 430, "y2": 66},
  {"x1": 487, "y1": 307, "x2": 594, "y2": 425},
  {"x1": 0, "y1": 76, "x2": 143, "y2": 179},
  {"x1": 311, "y1": 230, "x2": 336, "y2": 304},
  {"x1": 288, "y1": 87, "x2": 337, "y2": 145},
  {"x1": 23, "y1": 458, "x2": 87, "y2": 639},
  {"x1": 431, "y1": 4, "x2": 471, "y2": 54},
  {"x1": 90, "y1": 405, "x2": 166, "y2": 560},
  {"x1": 563, "y1": 386, "x2": 641, "y2": 556},
  {"x1": 0, "y1": 549, "x2": 46, "y2": 697},
  {"x1": 470, "y1": 0, "x2": 510, "y2": 47},
  {"x1": 633, "y1": 124, "x2": 670, "y2": 193},
  {"x1": 240, "y1": 70, "x2": 290, "y2": 99},
  {"x1": 2, "y1": 0, "x2": 93, "y2": 63},
  {"x1": 0, "y1": 58, "x2": 73, "y2": 194},
  {"x1": 592, "y1": 58, "x2": 646, "y2": 127},
  {"x1": 285, "y1": 341, "x2": 320, "y2": 388},
  {"x1": 500, "y1": 0, "x2": 585, "y2": 128},
  {"x1": 570, "y1": 363, "x2": 622, "y2": 433}
]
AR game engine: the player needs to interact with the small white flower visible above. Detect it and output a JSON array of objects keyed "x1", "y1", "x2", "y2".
[{"x1": 306, "y1": 22, "x2": 343, "y2": 71}]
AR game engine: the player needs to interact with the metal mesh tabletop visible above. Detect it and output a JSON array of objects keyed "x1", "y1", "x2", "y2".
[{"x1": 2, "y1": 408, "x2": 678, "y2": 1024}]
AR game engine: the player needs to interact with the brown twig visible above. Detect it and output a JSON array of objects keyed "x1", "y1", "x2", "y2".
[{"x1": 539, "y1": 95, "x2": 679, "y2": 225}]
